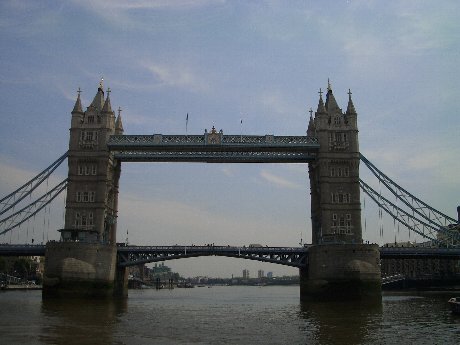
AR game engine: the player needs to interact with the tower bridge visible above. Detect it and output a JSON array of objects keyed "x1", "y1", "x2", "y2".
[{"x1": 1, "y1": 80, "x2": 458, "y2": 299}]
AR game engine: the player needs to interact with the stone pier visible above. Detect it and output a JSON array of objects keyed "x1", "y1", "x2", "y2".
[
  {"x1": 42, "y1": 242, "x2": 121, "y2": 298},
  {"x1": 300, "y1": 244, "x2": 381, "y2": 300}
]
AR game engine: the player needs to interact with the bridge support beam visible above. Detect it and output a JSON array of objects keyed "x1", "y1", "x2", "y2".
[
  {"x1": 42, "y1": 242, "x2": 119, "y2": 298},
  {"x1": 300, "y1": 244, "x2": 381, "y2": 300}
]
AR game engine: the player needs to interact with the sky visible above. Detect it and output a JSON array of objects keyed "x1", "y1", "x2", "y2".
[{"x1": 0, "y1": 0, "x2": 459, "y2": 278}]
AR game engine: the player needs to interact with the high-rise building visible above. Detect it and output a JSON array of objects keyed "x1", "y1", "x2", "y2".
[{"x1": 257, "y1": 270, "x2": 264, "y2": 278}]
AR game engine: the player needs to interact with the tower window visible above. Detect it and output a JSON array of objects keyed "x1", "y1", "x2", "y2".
[
  {"x1": 79, "y1": 131, "x2": 99, "y2": 148},
  {"x1": 330, "y1": 167, "x2": 335, "y2": 177},
  {"x1": 77, "y1": 163, "x2": 97, "y2": 176},
  {"x1": 76, "y1": 191, "x2": 96, "y2": 203},
  {"x1": 331, "y1": 192, "x2": 351, "y2": 204}
]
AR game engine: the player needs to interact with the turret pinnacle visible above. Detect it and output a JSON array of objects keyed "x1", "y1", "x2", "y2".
[
  {"x1": 115, "y1": 107, "x2": 124, "y2": 134},
  {"x1": 346, "y1": 89, "x2": 357, "y2": 115},
  {"x1": 90, "y1": 80, "x2": 105, "y2": 112},
  {"x1": 72, "y1": 88, "x2": 83, "y2": 113},
  {"x1": 307, "y1": 108, "x2": 316, "y2": 137},
  {"x1": 325, "y1": 81, "x2": 340, "y2": 113},
  {"x1": 316, "y1": 88, "x2": 326, "y2": 114},
  {"x1": 102, "y1": 88, "x2": 113, "y2": 113}
]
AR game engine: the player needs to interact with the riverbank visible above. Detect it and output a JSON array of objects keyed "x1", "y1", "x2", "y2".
[{"x1": 1, "y1": 284, "x2": 42, "y2": 291}]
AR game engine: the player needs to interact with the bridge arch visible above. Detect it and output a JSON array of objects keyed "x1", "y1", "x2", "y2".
[{"x1": 117, "y1": 245, "x2": 308, "y2": 268}]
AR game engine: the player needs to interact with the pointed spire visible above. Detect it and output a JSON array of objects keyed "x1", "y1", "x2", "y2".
[
  {"x1": 90, "y1": 80, "x2": 105, "y2": 112},
  {"x1": 72, "y1": 87, "x2": 83, "y2": 113},
  {"x1": 346, "y1": 88, "x2": 357, "y2": 115},
  {"x1": 307, "y1": 107, "x2": 316, "y2": 137},
  {"x1": 325, "y1": 80, "x2": 340, "y2": 113},
  {"x1": 102, "y1": 87, "x2": 113, "y2": 113},
  {"x1": 316, "y1": 88, "x2": 326, "y2": 114},
  {"x1": 115, "y1": 107, "x2": 124, "y2": 134},
  {"x1": 98, "y1": 77, "x2": 104, "y2": 92}
]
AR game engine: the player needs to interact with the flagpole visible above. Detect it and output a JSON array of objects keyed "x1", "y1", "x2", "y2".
[
  {"x1": 186, "y1": 113, "x2": 189, "y2": 136},
  {"x1": 240, "y1": 118, "x2": 243, "y2": 142}
]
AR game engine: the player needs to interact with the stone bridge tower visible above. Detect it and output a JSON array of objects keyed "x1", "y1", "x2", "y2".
[
  {"x1": 302, "y1": 82, "x2": 381, "y2": 299},
  {"x1": 308, "y1": 83, "x2": 361, "y2": 245},
  {"x1": 43, "y1": 81, "x2": 127, "y2": 298},
  {"x1": 64, "y1": 81, "x2": 123, "y2": 244}
]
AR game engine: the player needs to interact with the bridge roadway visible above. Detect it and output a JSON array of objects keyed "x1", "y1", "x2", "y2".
[{"x1": 1, "y1": 244, "x2": 460, "y2": 267}]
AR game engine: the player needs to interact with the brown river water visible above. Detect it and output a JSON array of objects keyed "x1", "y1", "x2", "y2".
[{"x1": 0, "y1": 286, "x2": 459, "y2": 345}]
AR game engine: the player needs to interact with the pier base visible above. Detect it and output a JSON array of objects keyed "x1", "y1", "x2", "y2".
[
  {"x1": 300, "y1": 244, "x2": 381, "y2": 300},
  {"x1": 42, "y1": 242, "x2": 121, "y2": 298}
]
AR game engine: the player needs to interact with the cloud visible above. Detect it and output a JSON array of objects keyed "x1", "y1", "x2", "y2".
[
  {"x1": 141, "y1": 60, "x2": 211, "y2": 93},
  {"x1": 117, "y1": 192, "x2": 295, "y2": 246},
  {"x1": 75, "y1": 0, "x2": 224, "y2": 11},
  {"x1": 0, "y1": 1, "x2": 64, "y2": 37},
  {"x1": 70, "y1": 0, "x2": 226, "y2": 28},
  {"x1": 259, "y1": 170, "x2": 301, "y2": 190}
]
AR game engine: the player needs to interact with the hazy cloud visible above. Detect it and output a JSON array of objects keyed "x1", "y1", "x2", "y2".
[
  {"x1": 141, "y1": 60, "x2": 211, "y2": 93},
  {"x1": 259, "y1": 170, "x2": 301, "y2": 190}
]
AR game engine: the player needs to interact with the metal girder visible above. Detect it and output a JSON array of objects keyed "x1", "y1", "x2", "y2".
[
  {"x1": 113, "y1": 151, "x2": 317, "y2": 163},
  {"x1": 0, "y1": 244, "x2": 46, "y2": 256},
  {"x1": 116, "y1": 245, "x2": 309, "y2": 268},
  {"x1": 380, "y1": 246, "x2": 460, "y2": 258}
]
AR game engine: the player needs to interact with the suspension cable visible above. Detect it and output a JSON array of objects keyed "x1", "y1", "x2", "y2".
[
  {"x1": 359, "y1": 179, "x2": 458, "y2": 246},
  {"x1": 360, "y1": 153, "x2": 457, "y2": 227},
  {"x1": 0, "y1": 152, "x2": 68, "y2": 216},
  {"x1": 0, "y1": 179, "x2": 68, "y2": 236}
]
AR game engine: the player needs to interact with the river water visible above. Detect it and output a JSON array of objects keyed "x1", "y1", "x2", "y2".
[{"x1": 0, "y1": 286, "x2": 459, "y2": 345}]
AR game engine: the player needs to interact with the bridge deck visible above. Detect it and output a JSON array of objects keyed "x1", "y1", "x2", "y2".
[{"x1": 0, "y1": 244, "x2": 458, "y2": 266}]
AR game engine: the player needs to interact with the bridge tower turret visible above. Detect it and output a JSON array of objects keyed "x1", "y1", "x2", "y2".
[
  {"x1": 301, "y1": 82, "x2": 381, "y2": 300},
  {"x1": 309, "y1": 83, "x2": 362, "y2": 244},
  {"x1": 64, "y1": 81, "x2": 121, "y2": 244},
  {"x1": 43, "y1": 81, "x2": 125, "y2": 298}
]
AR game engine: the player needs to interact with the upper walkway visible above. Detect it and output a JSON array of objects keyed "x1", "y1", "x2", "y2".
[{"x1": 106, "y1": 133, "x2": 319, "y2": 163}]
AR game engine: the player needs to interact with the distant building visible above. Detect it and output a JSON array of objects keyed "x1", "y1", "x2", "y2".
[
  {"x1": 436, "y1": 211, "x2": 460, "y2": 247},
  {"x1": 266, "y1": 272, "x2": 273, "y2": 279},
  {"x1": 242, "y1": 269, "x2": 249, "y2": 280},
  {"x1": 257, "y1": 270, "x2": 264, "y2": 278}
]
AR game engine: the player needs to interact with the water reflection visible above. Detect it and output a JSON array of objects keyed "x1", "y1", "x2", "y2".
[
  {"x1": 299, "y1": 298, "x2": 383, "y2": 345},
  {"x1": 40, "y1": 298, "x2": 127, "y2": 345}
]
